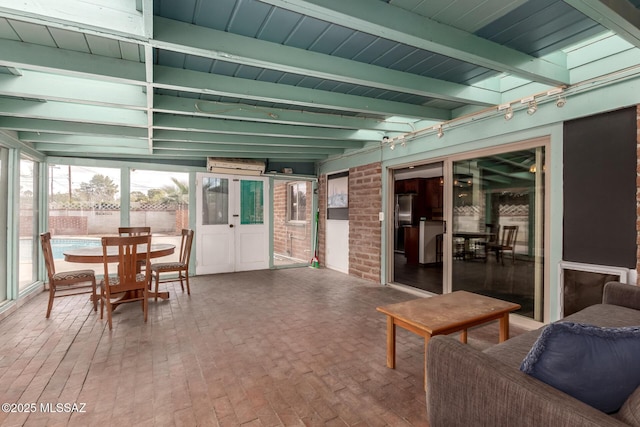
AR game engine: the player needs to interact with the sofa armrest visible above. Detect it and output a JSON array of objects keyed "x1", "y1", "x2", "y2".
[
  {"x1": 426, "y1": 335, "x2": 625, "y2": 427},
  {"x1": 603, "y1": 281, "x2": 640, "y2": 310}
]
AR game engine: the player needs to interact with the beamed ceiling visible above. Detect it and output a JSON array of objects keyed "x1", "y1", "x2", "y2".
[{"x1": 1, "y1": 0, "x2": 640, "y2": 168}]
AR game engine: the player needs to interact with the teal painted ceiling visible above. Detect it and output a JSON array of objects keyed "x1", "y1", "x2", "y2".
[{"x1": 0, "y1": 0, "x2": 639, "y2": 166}]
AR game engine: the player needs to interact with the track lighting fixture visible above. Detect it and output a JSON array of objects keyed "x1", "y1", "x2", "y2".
[
  {"x1": 547, "y1": 87, "x2": 567, "y2": 108},
  {"x1": 385, "y1": 86, "x2": 568, "y2": 146},
  {"x1": 498, "y1": 103, "x2": 513, "y2": 121},
  {"x1": 504, "y1": 106, "x2": 514, "y2": 121}
]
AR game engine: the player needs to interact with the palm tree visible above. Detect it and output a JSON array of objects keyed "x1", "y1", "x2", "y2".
[{"x1": 161, "y1": 178, "x2": 188, "y2": 205}]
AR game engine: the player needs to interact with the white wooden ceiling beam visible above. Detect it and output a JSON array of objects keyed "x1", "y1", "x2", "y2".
[
  {"x1": 153, "y1": 130, "x2": 364, "y2": 149},
  {"x1": 153, "y1": 114, "x2": 381, "y2": 142},
  {"x1": 0, "y1": 39, "x2": 146, "y2": 83},
  {"x1": 152, "y1": 141, "x2": 343, "y2": 155},
  {"x1": 154, "y1": 65, "x2": 450, "y2": 120},
  {"x1": 0, "y1": 117, "x2": 146, "y2": 137},
  {"x1": 152, "y1": 149, "x2": 328, "y2": 160},
  {"x1": 0, "y1": 98, "x2": 147, "y2": 127},
  {"x1": 0, "y1": 0, "x2": 146, "y2": 41},
  {"x1": 154, "y1": 95, "x2": 416, "y2": 133},
  {"x1": 0, "y1": 71, "x2": 146, "y2": 108}
]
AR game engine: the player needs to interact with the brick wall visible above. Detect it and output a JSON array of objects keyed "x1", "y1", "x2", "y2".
[
  {"x1": 48, "y1": 216, "x2": 88, "y2": 236},
  {"x1": 19, "y1": 215, "x2": 33, "y2": 237},
  {"x1": 176, "y1": 207, "x2": 189, "y2": 232},
  {"x1": 318, "y1": 163, "x2": 382, "y2": 282},
  {"x1": 348, "y1": 162, "x2": 382, "y2": 282},
  {"x1": 273, "y1": 180, "x2": 313, "y2": 261},
  {"x1": 274, "y1": 183, "x2": 287, "y2": 255}
]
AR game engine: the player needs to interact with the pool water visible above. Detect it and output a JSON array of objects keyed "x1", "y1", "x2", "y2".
[
  {"x1": 20, "y1": 238, "x2": 102, "y2": 261},
  {"x1": 19, "y1": 237, "x2": 102, "y2": 263},
  {"x1": 50, "y1": 238, "x2": 101, "y2": 260}
]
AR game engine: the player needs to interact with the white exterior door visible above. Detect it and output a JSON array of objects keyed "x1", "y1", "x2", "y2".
[{"x1": 196, "y1": 173, "x2": 269, "y2": 274}]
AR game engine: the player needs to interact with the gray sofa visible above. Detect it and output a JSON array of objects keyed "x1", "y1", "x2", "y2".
[{"x1": 426, "y1": 281, "x2": 640, "y2": 427}]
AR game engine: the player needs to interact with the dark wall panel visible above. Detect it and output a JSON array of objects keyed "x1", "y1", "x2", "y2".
[{"x1": 563, "y1": 107, "x2": 636, "y2": 268}]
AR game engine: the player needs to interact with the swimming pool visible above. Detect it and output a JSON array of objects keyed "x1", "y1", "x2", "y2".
[
  {"x1": 49, "y1": 238, "x2": 101, "y2": 260},
  {"x1": 19, "y1": 238, "x2": 102, "y2": 261}
]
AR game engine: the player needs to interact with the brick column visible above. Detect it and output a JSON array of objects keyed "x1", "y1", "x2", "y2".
[{"x1": 348, "y1": 162, "x2": 382, "y2": 282}]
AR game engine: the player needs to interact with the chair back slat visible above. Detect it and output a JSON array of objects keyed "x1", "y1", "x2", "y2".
[
  {"x1": 179, "y1": 229, "x2": 195, "y2": 265},
  {"x1": 501, "y1": 225, "x2": 518, "y2": 248},
  {"x1": 101, "y1": 235, "x2": 151, "y2": 293},
  {"x1": 118, "y1": 226, "x2": 151, "y2": 236},
  {"x1": 40, "y1": 232, "x2": 56, "y2": 279}
]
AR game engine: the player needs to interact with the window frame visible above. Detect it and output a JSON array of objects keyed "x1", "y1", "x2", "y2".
[{"x1": 287, "y1": 181, "x2": 307, "y2": 224}]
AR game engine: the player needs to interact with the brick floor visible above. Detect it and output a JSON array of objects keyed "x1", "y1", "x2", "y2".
[{"x1": 0, "y1": 268, "x2": 525, "y2": 426}]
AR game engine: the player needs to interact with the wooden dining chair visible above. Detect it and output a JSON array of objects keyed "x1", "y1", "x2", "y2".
[
  {"x1": 40, "y1": 232, "x2": 97, "y2": 318},
  {"x1": 118, "y1": 226, "x2": 151, "y2": 236},
  {"x1": 118, "y1": 227, "x2": 151, "y2": 271},
  {"x1": 488, "y1": 225, "x2": 519, "y2": 265},
  {"x1": 150, "y1": 229, "x2": 194, "y2": 301},
  {"x1": 99, "y1": 234, "x2": 151, "y2": 330},
  {"x1": 477, "y1": 223, "x2": 499, "y2": 260}
]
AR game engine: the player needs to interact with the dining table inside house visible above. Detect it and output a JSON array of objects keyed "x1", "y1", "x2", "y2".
[
  {"x1": 63, "y1": 242, "x2": 176, "y2": 300},
  {"x1": 452, "y1": 231, "x2": 496, "y2": 260}
]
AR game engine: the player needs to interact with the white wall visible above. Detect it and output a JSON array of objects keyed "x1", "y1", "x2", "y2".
[{"x1": 325, "y1": 219, "x2": 349, "y2": 274}]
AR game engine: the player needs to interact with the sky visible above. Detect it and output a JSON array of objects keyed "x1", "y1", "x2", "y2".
[{"x1": 48, "y1": 165, "x2": 188, "y2": 197}]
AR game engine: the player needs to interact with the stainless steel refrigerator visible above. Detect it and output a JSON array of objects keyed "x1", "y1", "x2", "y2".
[{"x1": 395, "y1": 194, "x2": 417, "y2": 251}]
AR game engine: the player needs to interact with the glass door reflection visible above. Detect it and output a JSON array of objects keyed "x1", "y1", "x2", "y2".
[{"x1": 451, "y1": 147, "x2": 545, "y2": 321}]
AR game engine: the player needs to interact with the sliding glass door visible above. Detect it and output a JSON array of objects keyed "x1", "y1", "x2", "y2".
[
  {"x1": 0, "y1": 147, "x2": 7, "y2": 303},
  {"x1": 19, "y1": 157, "x2": 38, "y2": 291},
  {"x1": 450, "y1": 146, "x2": 546, "y2": 321}
]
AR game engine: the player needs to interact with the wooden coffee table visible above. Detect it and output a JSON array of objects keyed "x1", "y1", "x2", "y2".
[{"x1": 376, "y1": 291, "x2": 521, "y2": 389}]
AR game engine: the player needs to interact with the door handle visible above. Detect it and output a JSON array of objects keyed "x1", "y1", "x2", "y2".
[{"x1": 229, "y1": 224, "x2": 234, "y2": 228}]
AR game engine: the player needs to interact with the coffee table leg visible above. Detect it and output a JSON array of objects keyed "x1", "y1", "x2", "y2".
[
  {"x1": 386, "y1": 316, "x2": 396, "y2": 369},
  {"x1": 460, "y1": 329, "x2": 468, "y2": 343},
  {"x1": 499, "y1": 313, "x2": 510, "y2": 342}
]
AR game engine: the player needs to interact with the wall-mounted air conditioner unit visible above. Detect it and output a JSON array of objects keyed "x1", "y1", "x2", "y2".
[{"x1": 206, "y1": 158, "x2": 266, "y2": 176}]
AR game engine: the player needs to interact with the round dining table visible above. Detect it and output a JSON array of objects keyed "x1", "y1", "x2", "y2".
[
  {"x1": 63, "y1": 243, "x2": 175, "y2": 264},
  {"x1": 63, "y1": 243, "x2": 176, "y2": 300}
]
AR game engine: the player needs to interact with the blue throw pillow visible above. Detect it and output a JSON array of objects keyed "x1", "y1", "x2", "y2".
[{"x1": 520, "y1": 322, "x2": 640, "y2": 413}]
